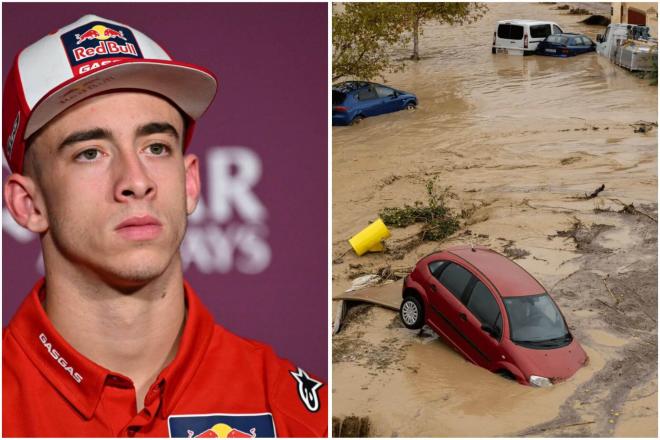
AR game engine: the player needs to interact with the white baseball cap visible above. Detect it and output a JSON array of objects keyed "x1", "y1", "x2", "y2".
[{"x1": 3, "y1": 14, "x2": 218, "y2": 173}]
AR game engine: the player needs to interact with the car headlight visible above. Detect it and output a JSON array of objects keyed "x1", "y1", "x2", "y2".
[{"x1": 529, "y1": 375, "x2": 552, "y2": 387}]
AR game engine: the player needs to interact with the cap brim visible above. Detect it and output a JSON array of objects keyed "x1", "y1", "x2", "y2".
[{"x1": 25, "y1": 59, "x2": 218, "y2": 139}]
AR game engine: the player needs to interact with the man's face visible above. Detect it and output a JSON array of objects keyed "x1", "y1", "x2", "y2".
[{"x1": 22, "y1": 92, "x2": 199, "y2": 287}]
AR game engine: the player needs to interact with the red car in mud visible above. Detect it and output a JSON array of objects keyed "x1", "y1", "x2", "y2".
[{"x1": 400, "y1": 245, "x2": 588, "y2": 386}]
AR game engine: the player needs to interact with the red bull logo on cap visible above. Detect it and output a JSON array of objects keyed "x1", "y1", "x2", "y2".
[
  {"x1": 61, "y1": 20, "x2": 143, "y2": 74},
  {"x1": 72, "y1": 24, "x2": 136, "y2": 63}
]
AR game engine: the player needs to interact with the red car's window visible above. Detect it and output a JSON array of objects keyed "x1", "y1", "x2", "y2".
[
  {"x1": 436, "y1": 263, "x2": 472, "y2": 301},
  {"x1": 427, "y1": 260, "x2": 446, "y2": 278},
  {"x1": 466, "y1": 281, "x2": 502, "y2": 335}
]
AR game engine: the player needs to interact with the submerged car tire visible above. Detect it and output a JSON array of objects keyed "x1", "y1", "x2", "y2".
[
  {"x1": 351, "y1": 115, "x2": 364, "y2": 125},
  {"x1": 400, "y1": 296, "x2": 424, "y2": 329},
  {"x1": 497, "y1": 369, "x2": 516, "y2": 381},
  {"x1": 492, "y1": 47, "x2": 496, "y2": 54},
  {"x1": 405, "y1": 102, "x2": 417, "y2": 110}
]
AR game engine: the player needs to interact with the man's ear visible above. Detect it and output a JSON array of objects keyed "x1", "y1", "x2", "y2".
[
  {"x1": 4, "y1": 173, "x2": 49, "y2": 233},
  {"x1": 183, "y1": 154, "x2": 201, "y2": 215}
]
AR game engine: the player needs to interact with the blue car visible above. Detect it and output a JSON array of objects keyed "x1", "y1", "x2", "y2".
[
  {"x1": 535, "y1": 33, "x2": 596, "y2": 57},
  {"x1": 332, "y1": 81, "x2": 417, "y2": 126}
]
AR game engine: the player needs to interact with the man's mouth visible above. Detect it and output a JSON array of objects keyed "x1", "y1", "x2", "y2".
[{"x1": 115, "y1": 215, "x2": 163, "y2": 241}]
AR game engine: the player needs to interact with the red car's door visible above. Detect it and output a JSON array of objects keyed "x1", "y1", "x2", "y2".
[
  {"x1": 424, "y1": 261, "x2": 486, "y2": 365},
  {"x1": 457, "y1": 279, "x2": 506, "y2": 370}
]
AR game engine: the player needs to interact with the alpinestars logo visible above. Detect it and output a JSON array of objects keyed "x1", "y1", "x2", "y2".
[{"x1": 290, "y1": 367, "x2": 322, "y2": 413}]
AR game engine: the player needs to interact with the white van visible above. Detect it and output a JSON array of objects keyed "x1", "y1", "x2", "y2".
[{"x1": 492, "y1": 20, "x2": 565, "y2": 55}]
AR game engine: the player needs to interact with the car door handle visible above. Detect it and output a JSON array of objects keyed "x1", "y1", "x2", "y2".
[
  {"x1": 430, "y1": 284, "x2": 437, "y2": 292},
  {"x1": 459, "y1": 313, "x2": 467, "y2": 322}
]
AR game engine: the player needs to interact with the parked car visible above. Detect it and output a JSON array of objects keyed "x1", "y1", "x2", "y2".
[
  {"x1": 400, "y1": 245, "x2": 588, "y2": 386},
  {"x1": 492, "y1": 20, "x2": 564, "y2": 55},
  {"x1": 536, "y1": 33, "x2": 596, "y2": 57},
  {"x1": 332, "y1": 81, "x2": 417, "y2": 126}
]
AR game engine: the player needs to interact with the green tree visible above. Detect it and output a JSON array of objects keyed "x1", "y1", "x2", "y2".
[
  {"x1": 332, "y1": 2, "x2": 488, "y2": 81},
  {"x1": 399, "y1": 3, "x2": 488, "y2": 61},
  {"x1": 332, "y1": 3, "x2": 409, "y2": 81}
]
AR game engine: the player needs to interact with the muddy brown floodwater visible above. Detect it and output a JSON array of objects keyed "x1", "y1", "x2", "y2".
[{"x1": 332, "y1": 2, "x2": 657, "y2": 437}]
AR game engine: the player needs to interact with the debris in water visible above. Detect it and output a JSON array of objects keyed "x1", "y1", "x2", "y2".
[
  {"x1": 610, "y1": 199, "x2": 658, "y2": 222},
  {"x1": 586, "y1": 184, "x2": 605, "y2": 199},
  {"x1": 376, "y1": 265, "x2": 408, "y2": 281},
  {"x1": 333, "y1": 246, "x2": 352, "y2": 264},
  {"x1": 349, "y1": 218, "x2": 391, "y2": 256},
  {"x1": 502, "y1": 241, "x2": 530, "y2": 260},
  {"x1": 380, "y1": 178, "x2": 459, "y2": 242},
  {"x1": 568, "y1": 7, "x2": 590, "y2": 15},
  {"x1": 630, "y1": 121, "x2": 657, "y2": 134},
  {"x1": 580, "y1": 15, "x2": 610, "y2": 26},
  {"x1": 345, "y1": 274, "x2": 382, "y2": 292},
  {"x1": 552, "y1": 219, "x2": 616, "y2": 253},
  {"x1": 560, "y1": 156, "x2": 582, "y2": 165},
  {"x1": 379, "y1": 174, "x2": 401, "y2": 188},
  {"x1": 619, "y1": 203, "x2": 658, "y2": 222},
  {"x1": 333, "y1": 300, "x2": 347, "y2": 335},
  {"x1": 572, "y1": 184, "x2": 605, "y2": 200}
]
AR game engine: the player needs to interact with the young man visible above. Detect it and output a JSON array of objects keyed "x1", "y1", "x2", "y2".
[{"x1": 2, "y1": 15, "x2": 326, "y2": 437}]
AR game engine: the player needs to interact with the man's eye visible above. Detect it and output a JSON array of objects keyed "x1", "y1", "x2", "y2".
[
  {"x1": 75, "y1": 149, "x2": 101, "y2": 161},
  {"x1": 147, "y1": 143, "x2": 169, "y2": 155}
]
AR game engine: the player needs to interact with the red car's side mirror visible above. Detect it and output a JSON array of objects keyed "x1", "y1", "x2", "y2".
[{"x1": 481, "y1": 323, "x2": 500, "y2": 339}]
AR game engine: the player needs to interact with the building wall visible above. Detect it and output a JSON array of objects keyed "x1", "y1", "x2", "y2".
[{"x1": 611, "y1": 2, "x2": 659, "y2": 37}]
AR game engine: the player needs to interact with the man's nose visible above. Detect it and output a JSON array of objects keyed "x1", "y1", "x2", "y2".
[{"x1": 113, "y1": 150, "x2": 157, "y2": 202}]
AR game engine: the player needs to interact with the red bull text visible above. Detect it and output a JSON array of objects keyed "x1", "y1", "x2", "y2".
[{"x1": 72, "y1": 41, "x2": 138, "y2": 62}]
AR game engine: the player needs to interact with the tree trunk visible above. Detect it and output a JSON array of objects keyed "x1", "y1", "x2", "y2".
[{"x1": 411, "y1": 16, "x2": 420, "y2": 61}]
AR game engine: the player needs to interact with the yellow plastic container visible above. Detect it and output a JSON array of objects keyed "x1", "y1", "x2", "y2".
[{"x1": 349, "y1": 218, "x2": 391, "y2": 256}]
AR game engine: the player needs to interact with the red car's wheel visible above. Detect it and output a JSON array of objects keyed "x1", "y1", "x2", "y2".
[{"x1": 400, "y1": 296, "x2": 424, "y2": 329}]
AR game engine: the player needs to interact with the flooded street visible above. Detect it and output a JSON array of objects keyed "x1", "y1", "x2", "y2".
[
  {"x1": 333, "y1": 305, "x2": 607, "y2": 437},
  {"x1": 332, "y1": 2, "x2": 657, "y2": 437}
]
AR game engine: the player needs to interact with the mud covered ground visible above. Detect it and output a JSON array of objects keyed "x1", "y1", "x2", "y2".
[{"x1": 332, "y1": 2, "x2": 657, "y2": 437}]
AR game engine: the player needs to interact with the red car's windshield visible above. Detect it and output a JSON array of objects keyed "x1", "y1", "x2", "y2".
[{"x1": 504, "y1": 293, "x2": 570, "y2": 348}]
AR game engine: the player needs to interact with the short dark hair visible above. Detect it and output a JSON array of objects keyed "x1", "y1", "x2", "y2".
[{"x1": 23, "y1": 133, "x2": 42, "y2": 178}]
